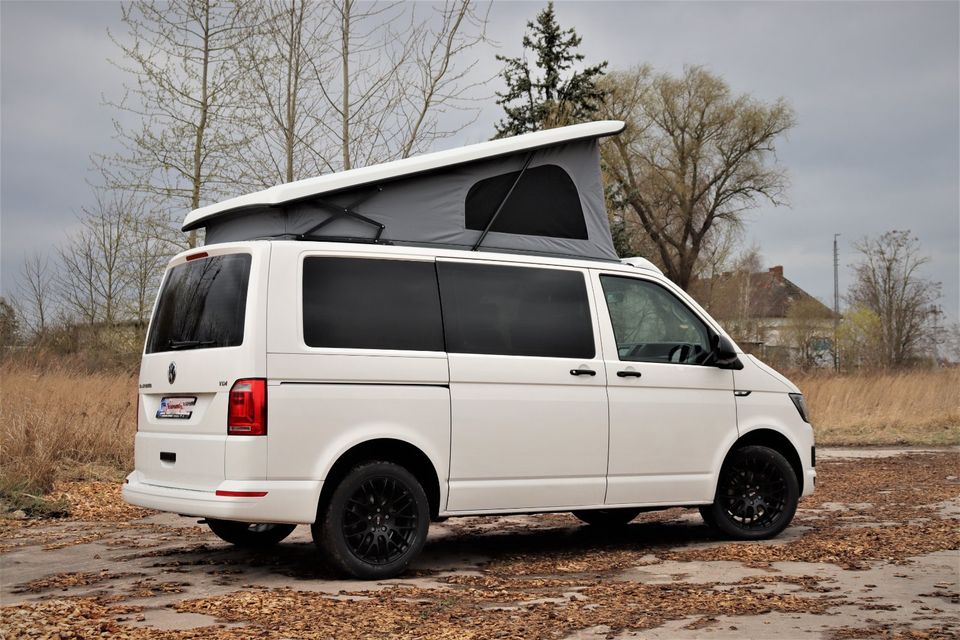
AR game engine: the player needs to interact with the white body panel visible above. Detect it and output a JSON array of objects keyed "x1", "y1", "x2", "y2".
[
  {"x1": 602, "y1": 364, "x2": 736, "y2": 505},
  {"x1": 131, "y1": 242, "x2": 270, "y2": 494},
  {"x1": 124, "y1": 240, "x2": 816, "y2": 524},
  {"x1": 589, "y1": 269, "x2": 738, "y2": 505},
  {"x1": 443, "y1": 258, "x2": 608, "y2": 512},
  {"x1": 733, "y1": 355, "x2": 817, "y2": 497}
]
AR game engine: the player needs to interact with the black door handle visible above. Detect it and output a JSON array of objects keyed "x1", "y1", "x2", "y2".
[
  {"x1": 617, "y1": 370, "x2": 642, "y2": 378},
  {"x1": 570, "y1": 368, "x2": 597, "y2": 376}
]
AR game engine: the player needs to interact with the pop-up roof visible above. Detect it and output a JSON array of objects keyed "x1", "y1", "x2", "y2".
[{"x1": 183, "y1": 120, "x2": 625, "y2": 261}]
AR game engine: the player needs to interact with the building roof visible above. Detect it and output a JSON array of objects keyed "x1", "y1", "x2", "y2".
[
  {"x1": 689, "y1": 265, "x2": 836, "y2": 320},
  {"x1": 182, "y1": 120, "x2": 626, "y2": 232}
]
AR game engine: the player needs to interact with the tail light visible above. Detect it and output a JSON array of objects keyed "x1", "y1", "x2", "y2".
[{"x1": 228, "y1": 378, "x2": 267, "y2": 436}]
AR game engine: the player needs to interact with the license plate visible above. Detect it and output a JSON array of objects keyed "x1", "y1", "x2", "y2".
[{"x1": 156, "y1": 396, "x2": 197, "y2": 419}]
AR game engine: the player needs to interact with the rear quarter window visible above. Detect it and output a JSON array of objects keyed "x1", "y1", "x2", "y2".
[
  {"x1": 146, "y1": 254, "x2": 252, "y2": 354},
  {"x1": 302, "y1": 257, "x2": 444, "y2": 351}
]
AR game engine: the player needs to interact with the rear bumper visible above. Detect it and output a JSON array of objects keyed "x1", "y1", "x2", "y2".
[{"x1": 122, "y1": 471, "x2": 323, "y2": 524}]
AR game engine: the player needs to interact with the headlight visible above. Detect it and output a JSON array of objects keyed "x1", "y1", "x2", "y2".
[{"x1": 789, "y1": 393, "x2": 810, "y2": 423}]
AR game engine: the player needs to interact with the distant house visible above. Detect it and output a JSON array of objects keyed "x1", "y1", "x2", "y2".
[{"x1": 688, "y1": 265, "x2": 836, "y2": 368}]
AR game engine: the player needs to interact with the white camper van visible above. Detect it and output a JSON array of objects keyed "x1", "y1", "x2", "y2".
[{"x1": 123, "y1": 121, "x2": 816, "y2": 579}]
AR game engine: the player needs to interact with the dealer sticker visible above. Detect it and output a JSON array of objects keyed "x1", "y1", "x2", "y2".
[{"x1": 156, "y1": 396, "x2": 197, "y2": 419}]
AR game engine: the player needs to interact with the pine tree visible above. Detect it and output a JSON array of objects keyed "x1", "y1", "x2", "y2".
[{"x1": 494, "y1": 2, "x2": 607, "y2": 137}]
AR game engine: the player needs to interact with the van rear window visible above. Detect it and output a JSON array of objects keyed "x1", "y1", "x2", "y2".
[{"x1": 146, "y1": 254, "x2": 252, "y2": 354}]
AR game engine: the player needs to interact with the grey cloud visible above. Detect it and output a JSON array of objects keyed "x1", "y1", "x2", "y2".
[{"x1": 2, "y1": 0, "x2": 957, "y2": 320}]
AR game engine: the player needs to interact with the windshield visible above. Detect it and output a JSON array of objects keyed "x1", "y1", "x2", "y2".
[{"x1": 145, "y1": 253, "x2": 252, "y2": 354}]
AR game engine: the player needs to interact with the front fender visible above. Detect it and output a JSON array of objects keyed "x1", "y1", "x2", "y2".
[{"x1": 712, "y1": 389, "x2": 815, "y2": 499}]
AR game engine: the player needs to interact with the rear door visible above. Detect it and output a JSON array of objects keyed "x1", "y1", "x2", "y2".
[
  {"x1": 136, "y1": 243, "x2": 268, "y2": 491},
  {"x1": 439, "y1": 259, "x2": 609, "y2": 512}
]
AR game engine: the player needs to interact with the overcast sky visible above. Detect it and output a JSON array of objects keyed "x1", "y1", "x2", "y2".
[{"x1": 2, "y1": 1, "x2": 958, "y2": 321}]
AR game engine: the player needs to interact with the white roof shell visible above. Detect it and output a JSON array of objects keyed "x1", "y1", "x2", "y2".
[{"x1": 182, "y1": 120, "x2": 625, "y2": 231}]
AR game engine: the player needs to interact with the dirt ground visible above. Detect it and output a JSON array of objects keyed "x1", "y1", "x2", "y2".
[{"x1": 1, "y1": 448, "x2": 958, "y2": 639}]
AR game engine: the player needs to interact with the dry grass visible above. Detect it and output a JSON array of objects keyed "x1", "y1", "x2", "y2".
[
  {"x1": 0, "y1": 360, "x2": 956, "y2": 509},
  {"x1": 794, "y1": 368, "x2": 960, "y2": 446},
  {"x1": 0, "y1": 360, "x2": 137, "y2": 505}
]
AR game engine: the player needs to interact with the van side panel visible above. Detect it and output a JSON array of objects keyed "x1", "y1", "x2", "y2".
[
  {"x1": 444, "y1": 354, "x2": 609, "y2": 511},
  {"x1": 440, "y1": 259, "x2": 609, "y2": 512},
  {"x1": 588, "y1": 269, "x2": 739, "y2": 506},
  {"x1": 732, "y1": 357, "x2": 816, "y2": 497},
  {"x1": 265, "y1": 373, "x2": 450, "y2": 486},
  {"x1": 264, "y1": 245, "x2": 451, "y2": 511}
]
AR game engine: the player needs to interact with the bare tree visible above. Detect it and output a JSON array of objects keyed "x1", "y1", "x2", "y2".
[
  {"x1": 57, "y1": 228, "x2": 101, "y2": 326},
  {"x1": 236, "y1": 0, "x2": 333, "y2": 187},
  {"x1": 123, "y1": 203, "x2": 173, "y2": 327},
  {"x1": 56, "y1": 190, "x2": 137, "y2": 326},
  {"x1": 599, "y1": 65, "x2": 795, "y2": 290},
  {"x1": 15, "y1": 253, "x2": 54, "y2": 339},
  {"x1": 785, "y1": 297, "x2": 832, "y2": 370},
  {"x1": 0, "y1": 297, "x2": 19, "y2": 349},
  {"x1": 941, "y1": 322, "x2": 960, "y2": 365},
  {"x1": 100, "y1": 0, "x2": 488, "y2": 239},
  {"x1": 88, "y1": 191, "x2": 131, "y2": 325},
  {"x1": 724, "y1": 249, "x2": 769, "y2": 347},
  {"x1": 99, "y1": 0, "x2": 250, "y2": 247},
  {"x1": 311, "y1": 0, "x2": 489, "y2": 172},
  {"x1": 396, "y1": 1, "x2": 490, "y2": 157},
  {"x1": 847, "y1": 230, "x2": 941, "y2": 368},
  {"x1": 837, "y1": 306, "x2": 884, "y2": 370},
  {"x1": 321, "y1": 0, "x2": 402, "y2": 171}
]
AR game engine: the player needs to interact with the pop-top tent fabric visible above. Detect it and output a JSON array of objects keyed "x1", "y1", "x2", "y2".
[{"x1": 183, "y1": 121, "x2": 625, "y2": 262}]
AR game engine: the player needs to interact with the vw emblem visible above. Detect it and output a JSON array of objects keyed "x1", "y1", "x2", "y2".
[{"x1": 168, "y1": 362, "x2": 177, "y2": 385}]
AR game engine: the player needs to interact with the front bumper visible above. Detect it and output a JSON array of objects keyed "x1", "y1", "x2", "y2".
[
  {"x1": 803, "y1": 468, "x2": 817, "y2": 497},
  {"x1": 123, "y1": 471, "x2": 323, "y2": 524}
]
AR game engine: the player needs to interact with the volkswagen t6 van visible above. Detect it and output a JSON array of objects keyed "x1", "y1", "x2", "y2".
[{"x1": 123, "y1": 122, "x2": 815, "y2": 579}]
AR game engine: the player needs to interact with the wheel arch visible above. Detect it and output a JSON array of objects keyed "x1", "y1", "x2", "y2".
[
  {"x1": 317, "y1": 438, "x2": 443, "y2": 520},
  {"x1": 722, "y1": 428, "x2": 805, "y2": 495}
]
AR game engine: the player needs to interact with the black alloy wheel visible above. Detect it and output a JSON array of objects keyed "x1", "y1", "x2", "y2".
[
  {"x1": 700, "y1": 445, "x2": 799, "y2": 540},
  {"x1": 206, "y1": 519, "x2": 296, "y2": 548},
  {"x1": 342, "y1": 476, "x2": 420, "y2": 565},
  {"x1": 314, "y1": 461, "x2": 429, "y2": 579}
]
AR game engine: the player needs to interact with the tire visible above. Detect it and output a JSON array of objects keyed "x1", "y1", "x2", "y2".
[
  {"x1": 698, "y1": 505, "x2": 719, "y2": 529},
  {"x1": 207, "y1": 520, "x2": 296, "y2": 548},
  {"x1": 572, "y1": 508, "x2": 641, "y2": 527},
  {"x1": 312, "y1": 461, "x2": 430, "y2": 580},
  {"x1": 702, "y1": 445, "x2": 799, "y2": 540}
]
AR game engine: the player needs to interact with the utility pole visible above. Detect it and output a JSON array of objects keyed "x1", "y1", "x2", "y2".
[{"x1": 833, "y1": 233, "x2": 841, "y2": 372}]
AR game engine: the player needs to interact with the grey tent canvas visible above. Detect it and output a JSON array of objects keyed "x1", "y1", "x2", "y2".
[{"x1": 184, "y1": 121, "x2": 625, "y2": 262}]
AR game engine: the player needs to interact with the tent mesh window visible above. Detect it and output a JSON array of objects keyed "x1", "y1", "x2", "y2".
[{"x1": 464, "y1": 164, "x2": 588, "y2": 240}]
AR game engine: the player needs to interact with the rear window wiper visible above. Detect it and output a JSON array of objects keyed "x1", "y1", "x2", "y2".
[{"x1": 166, "y1": 339, "x2": 217, "y2": 351}]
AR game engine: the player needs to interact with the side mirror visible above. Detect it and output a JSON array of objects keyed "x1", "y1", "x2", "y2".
[{"x1": 710, "y1": 334, "x2": 743, "y2": 370}]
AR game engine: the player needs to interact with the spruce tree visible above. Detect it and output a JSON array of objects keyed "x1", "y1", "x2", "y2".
[{"x1": 494, "y1": 2, "x2": 608, "y2": 137}]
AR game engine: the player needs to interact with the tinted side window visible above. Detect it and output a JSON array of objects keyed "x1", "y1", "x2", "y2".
[
  {"x1": 600, "y1": 275, "x2": 711, "y2": 365},
  {"x1": 438, "y1": 262, "x2": 594, "y2": 358},
  {"x1": 146, "y1": 254, "x2": 251, "y2": 354},
  {"x1": 302, "y1": 258, "x2": 443, "y2": 351}
]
